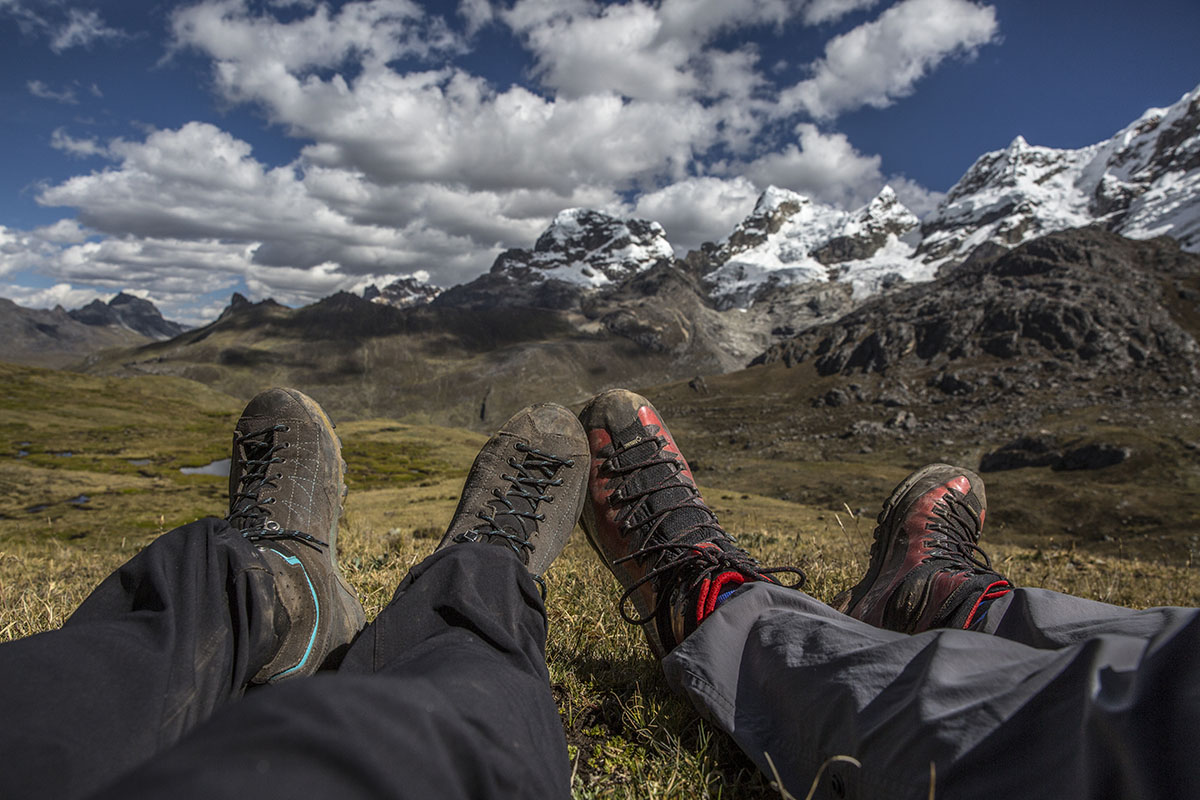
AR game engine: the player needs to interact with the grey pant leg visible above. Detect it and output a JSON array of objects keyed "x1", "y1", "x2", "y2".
[
  {"x1": 982, "y1": 586, "x2": 1199, "y2": 648},
  {"x1": 661, "y1": 584, "x2": 1200, "y2": 800}
]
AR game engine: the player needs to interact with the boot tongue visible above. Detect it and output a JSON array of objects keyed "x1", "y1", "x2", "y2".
[
  {"x1": 229, "y1": 427, "x2": 277, "y2": 531},
  {"x1": 485, "y1": 449, "x2": 543, "y2": 544},
  {"x1": 609, "y1": 423, "x2": 716, "y2": 552}
]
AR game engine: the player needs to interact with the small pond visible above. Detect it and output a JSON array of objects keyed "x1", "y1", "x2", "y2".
[{"x1": 180, "y1": 458, "x2": 231, "y2": 477}]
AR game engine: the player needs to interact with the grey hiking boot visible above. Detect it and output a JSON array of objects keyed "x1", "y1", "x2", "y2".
[
  {"x1": 436, "y1": 403, "x2": 589, "y2": 591},
  {"x1": 831, "y1": 464, "x2": 1013, "y2": 633},
  {"x1": 579, "y1": 389, "x2": 804, "y2": 658},
  {"x1": 228, "y1": 388, "x2": 366, "y2": 683}
]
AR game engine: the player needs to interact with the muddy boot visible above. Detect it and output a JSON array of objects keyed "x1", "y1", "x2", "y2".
[
  {"x1": 578, "y1": 388, "x2": 804, "y2": 658},
  {"x1": 435, "y1": 403, "x2": 589, "y2": 593},
  {"x1": 832, "y1": 463, "x2": 1014, "y2": 632},
  {"x1": 227, "y1": 388, "x2": 366, "y2": 683}
]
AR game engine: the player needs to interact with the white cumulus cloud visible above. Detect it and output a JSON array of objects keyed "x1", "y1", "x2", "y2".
[
  {"x1": 458, "y1": 0, "x2": 494, "y2": 35},
  {"x1": 0, "y1": 282, "x2": 112, "y2": 311},
  {"x1": 741, "y1": 123, "x2": 883, "y2": 207},
  {"x1": 3, "y1": 0, "x2": 983, "y2": 323},
  {"x1": 782, "y1": 0, "x2": 998, "y2": 119},
  {"x1": 633, "y1": 176, "x2": 761, "y2": 253},
  {"x1": 51, "y1": 128, "x2": 109, "y2": 158},
  {"x1": 802, "y1": 0, "x2": 881, "y2": 25}
]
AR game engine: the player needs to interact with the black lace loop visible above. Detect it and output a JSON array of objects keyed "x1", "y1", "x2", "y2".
[
  {"x1": 453, "y1": 443, "x2": 575, "y2": 566},
  {"x1": 924, "y1": 487, "x2": 994, "y2": 573},
  {"x1": 601, "y1": 434, "x2": 805, "y2": 625},
  {"x1": 229, "y1": 423, "x2": 327, "y2": 552}
]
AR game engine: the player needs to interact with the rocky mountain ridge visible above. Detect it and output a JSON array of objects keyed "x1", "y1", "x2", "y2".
[
  {"x1": 6, "y1": 84, "x2": 1199, "y2": 398},
  {"x1": 434, "y1": 208, "x2": 674, "y2": 311},
  {"x1": 2, "y1": 292, "x2": 188, "y2": 367},
  {"x1": 918, "y1": 83, "x2": 1200, "y2": 266},
  {"x1": 363, "y1": 277, "x2": 443, "y2": 309},
  {"x1": 68, "y1": 292, "x2": 187, "y2": 340},
  {"x1": 431, "y1": 82, "x2": 1199, "y2": 320},
  {"x1": 0, "y1": 298, "x2": 154, "y2": 368},
  {"x1": 753, "y1": 227, "x2": 1200, "y2": 397},
  {"x1": 691, "y1": 185, "x2": 924, "y2": 309}
]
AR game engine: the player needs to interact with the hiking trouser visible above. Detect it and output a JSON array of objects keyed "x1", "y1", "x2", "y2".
[
  {"x1": 0, "y1": 518, "x2": 571, "y2": 800},
  {"x1": 662, "y1": 582, "x2": 1200, "y2": 799}
]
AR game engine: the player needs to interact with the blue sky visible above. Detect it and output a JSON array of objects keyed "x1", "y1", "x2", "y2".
[{"x1": 2, "y1": 0, "x2": 1199, "y2": 324}]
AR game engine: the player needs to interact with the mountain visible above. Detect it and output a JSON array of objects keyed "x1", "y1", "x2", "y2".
[
  {"x1": 68, "y1": 292, "x2": 187, "y2": 340},
  {"x1": 363, "y1": 277, "x2": 443, "y2": 308},
  {"x1": 688, "y1": 185, "x2": 923, "y2": 309},
  {"x1": 20, "y1": 82, "x2": 1200, "y2": 377},
  {"x1": 437, "y1": 208, "x2": 674, "y2": 310},
  {"x1": 918, "y1": 84, "x2": 1200, "y2": 266},
  {"x1": 0, "y1": 298, "x2": 153, "y2": 368},
  {"x1": 80, "y1": 283, "x2": 737, "y2": 428},
  {"x1": 754, "y1": 227, "x2": 1200, "y2": 388},
  {"x1": 644, "y1": 228, "x2": 1200, "y2": 565},
  {"x1": 668, "y1": 83, "x2": 1200, "y2": 312}
]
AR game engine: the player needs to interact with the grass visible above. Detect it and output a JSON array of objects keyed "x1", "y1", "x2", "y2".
[{"x1": 3, "y1": 362, "x2": 1199, "y2": 797}]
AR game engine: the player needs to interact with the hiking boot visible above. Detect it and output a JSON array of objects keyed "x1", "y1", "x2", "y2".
[
  {"x1": 436, "y1": 403, "x2": 589, "y2": 589},
  {"x1": 579, "y1": 389, "x2": 804, "y2": 658},
  {"x1": 832, "y1": 464, "x2": 1013, "y2": 633},
  {"x1": 227, "y1": 388, "x2": 366, "y2": 683}
]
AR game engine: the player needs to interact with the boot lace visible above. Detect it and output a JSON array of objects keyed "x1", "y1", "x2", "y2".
[
  {"x1": 454, "y1": 443, "x2": 574, "y2": 565},
  {"x1": 924, "y1": 487, "x2": 995, "y2": 574},
  {"x1": 229, "y1": 423, "x2": 327, "y2": 552},
  {"x1": 601, "y1": 430, "x2": 804, "y2": 625}
]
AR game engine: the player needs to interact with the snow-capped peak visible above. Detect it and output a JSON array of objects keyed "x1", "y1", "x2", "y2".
[
  {"x1": 754, "y1": 185, "x2": 809, "y2": 214},
  {"x1": 491, "y1": 208, "x2": 673, "y2": 288},
  {"x1": 702, "y1": 185, "x2": 923, "y2": 309},
  {"x1": 364, "y1": 276, "x2": 442, "y2": 308},
  {"x1": 920, "y1": 81, "x2": 1200, "y2": 265},
  {"x1": 841, "y1": 185, "x2": 918, "y2": 240}
]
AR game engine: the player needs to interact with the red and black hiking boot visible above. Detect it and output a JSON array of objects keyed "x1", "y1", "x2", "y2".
[
  {"x1": 832, "y1": 464, "x2": 1013, "y2": 633},
  {"x1": 227, "y1": 388, "x2": 366, "y2": 683},
  {"x1": 579, "y1": 389, "x2": 804, "y2": 658}
]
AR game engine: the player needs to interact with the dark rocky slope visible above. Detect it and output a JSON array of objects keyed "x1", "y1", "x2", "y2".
[
  {"x1": 69, "y1": 292, "x2": 186, "y2": 340},
  {"x1": 753, "y1": 227, "x2": 1200, "y2": 393},
  {"x1": 1, "y1": 299, "x2": 152, "y2": 368}
]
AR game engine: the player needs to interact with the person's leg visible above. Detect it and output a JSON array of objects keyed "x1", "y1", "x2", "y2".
[
  {"x1": 90, "y1": 402, "x2": 588, "y2": 800},
  {"x1": 981, "y1": 585, "x2": 1200, "y2": 647},
  {"x1": 831, "y1": 461, "x2": 1200, "y2": 648},
  {"x1": 92, "y1": 545, "x2": 573, "y2": 800},
  {"x1": 0, "y1": 388, "x2": 364, "y2": 800},
  {"x1": 663, "y1": 581, "x2": 1200, "y2": 800},
  {"x1": 0, "y1": 518, "x2": 279, "y2": 800},
  {"x1": 577, "y1": 393, "x2": 1200, "y2": 799}
]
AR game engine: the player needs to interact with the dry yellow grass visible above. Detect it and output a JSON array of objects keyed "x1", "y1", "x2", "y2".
[{"x1": 3, "y1": 365, "x2": 1198, "y2": 798}]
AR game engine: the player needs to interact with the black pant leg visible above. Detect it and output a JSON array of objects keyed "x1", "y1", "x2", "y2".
[
  {"x1": 0, "y1": 518, "x2": 281, "y2": 800},
  {"x1": 90, "y1": 544, "x2": 572, "y2": 800}
]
